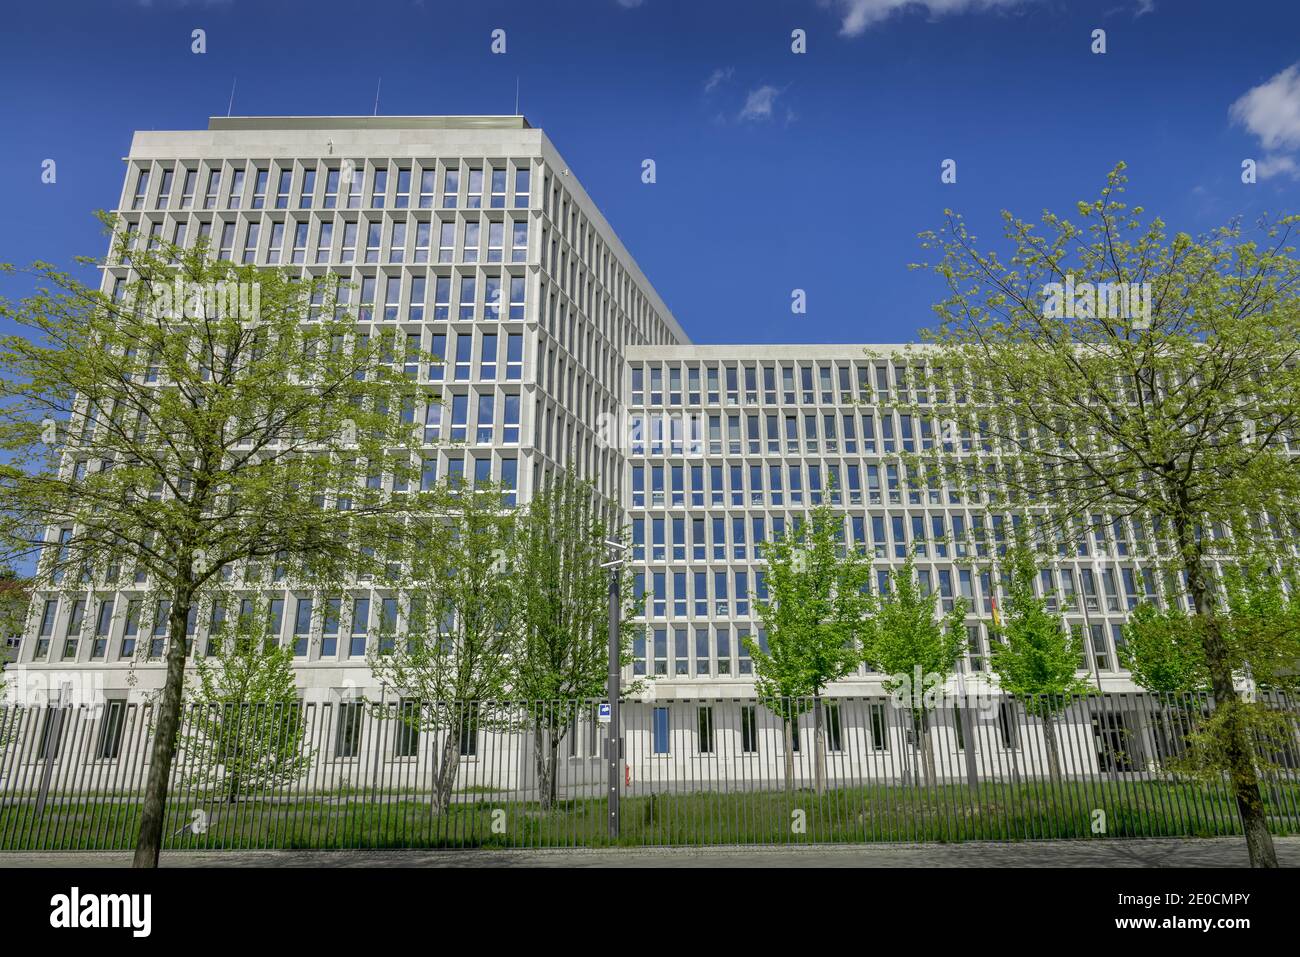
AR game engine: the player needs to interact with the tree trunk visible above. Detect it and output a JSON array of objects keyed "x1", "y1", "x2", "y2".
[
  {"x1": 132, "y1": 592, "x2": 193, "y2": 868},
  {"x1": 548, "y1": 738, "x2": 560, "y2": 807},
  {"x1": 920, "y1": 711, "x2": 937, "y2": 788},
  {"x1": 1174, "y1": 511, "x2": 1278, "y2": 868},
  {"x1": 782, "y1": 717, "x2": 795, "y2": 792},
  {"x1": 813, "y1": 697, "x2": 827, "y2": 796},
  {"x1": 226, "y1": 761, "x2": 241, "y2": 804},
  {"x1": 533, "y1": 724, "x2": 554, "y2": 811},
  {"x1": 1042, "y1": 709, "x2": 1062, "y2": 783},
  {"x1": 431, "y1": 727, "x2": 462, "y2": 816}
]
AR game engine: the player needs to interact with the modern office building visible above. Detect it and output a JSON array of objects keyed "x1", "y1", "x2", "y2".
[{"x1": 12, "y1": 116, "x2": 1155, "y2": 711}]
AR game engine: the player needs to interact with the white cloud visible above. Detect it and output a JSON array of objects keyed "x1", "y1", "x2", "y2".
[
  {"x1": 704, "y1": 67, "x2": 735, "y2": 93},
  {"x1": 1230, "y1": 64, "x2": 1300, "y2": 181},
  {"x1": 1256, "y1": 154, "x2": 1299, "y2": 181},
  {"x1": 738, "y1": 86, "x2": 781, "y2": 122},
  {"x1": 1135, "y1": 0, "x2": 1155, "y2": 15},
  {"x1": 1230, "y1": 63, "x2": 1300, "y2": 152},
  {"x1": 825, "y1": 0, "x2": 1036, "y2": 36},
  {"x1": 615, "y1": 0, "x2": 645, "y2": 8}
]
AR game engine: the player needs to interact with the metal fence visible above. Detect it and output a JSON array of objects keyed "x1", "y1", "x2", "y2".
[{"x1": 1, "y1": 692, "x2": 1298, "y2": 850}]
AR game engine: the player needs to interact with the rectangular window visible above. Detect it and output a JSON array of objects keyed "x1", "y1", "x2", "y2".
[
  {"x1": 321, "y1": 598, "x2": 340, "y2": 657},
  {"x1": 396, "y1": 699, "x2": 420, "y2": 757},
  {"x1": 275, "y1": 169, "x2": 292, "y2": 209},
  {"x1": 251, "y1": 168, "x2": 267, "y2": 208},
  {"x1": 335, "y1": 701, "x2": 363, "y2": 758},
  {"x1": 62, "y1": 599, "x2": 85, "y2": 660},
  {"x1": 91, "y1": 598, "x2": 114, "y2": 659},
  {"x1": 741, "y1": 705, "x2": 758, "y2": 753},
  {"x1": 394, "y1": 168, "x2": 411, "y2": 209},
  {"x1": 450, "y1": 394, "x2": 469, "y2": 441},
  {"x1": 459, "y1": 276, "x2": 476, "y2": 319},
  {"x1": 480, "y1": 333, "x2": 498, "y2": 380},
  {"x1": 389, "y1": 221, "x2": 407, "y2": 263},
  {"x1": 323, "y1": 167, "x2": 340, "y2": 208},
  {"x1": 345, "y1": 163, "x2": 363, "y2": 208},
  {"x1": 299, "y1": 168, "x2": 316, "y2": 208},
  {"x1": 509, "y1": 276, "x2": 525, "y2": 319},
  {"x1": 434, "y1": 277, "x2": 451, "y2": 320},
  {"x1": 870, "y1": 704, "x2": 889, "y2": 751},
  {"x1": 95, "y1": 699, "x2": 127, "y2": 760},
  {"x1": 476, "y1": 393, "x2": 495, "y2": 444},
  {"x1": 414, "y1": 221, "x2": 431, "y2": 263},
  {"x1": 697, "y1": 706, "x2": 714, "y2": 754},
  {"x1": 998, "y1": 702, "x2": 1019, "y2": 749},
  {"x1": 203, "y1": 169, "x2": 221, "y2": 209},
  {"x1": 293, "y1": 597, "x2": 313, "y2": 657},
  {"x1": 35, "y1": 598, "x2": 58, "y2": 658},
  {"x1": 652, "y1": 706, "x2": 670, "y2": 755},
  {"x1": 826, "y1": 702, "x2": 843, "y2": 752},
  {"x1": 511, "y1": 220, "x2": 528, "y2": 262},
  {"x1": 458, "y1": 703, "x2": 479, "y2": 756},
  {"x1": 350, "y1": 597, "x2": 369, "y2": 657},
  {"x1": 462, "y1": 221, "x2": 480, "y2": 263}
]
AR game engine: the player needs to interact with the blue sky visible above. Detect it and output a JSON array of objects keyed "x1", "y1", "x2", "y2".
[{"x1": 0, "y1": 0, "x2": 1297, "y2": 344}]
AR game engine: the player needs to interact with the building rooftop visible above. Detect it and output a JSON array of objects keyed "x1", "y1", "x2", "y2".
[{"x1": 208, "y1": 115, "x2": 532, "y2": 132}]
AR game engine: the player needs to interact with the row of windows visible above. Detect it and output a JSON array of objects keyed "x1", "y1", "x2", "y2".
[
  {"x1": 31, "y1": 588, "x2": 495, "y2": 664},
  {"x1": 627, "y1": 560, "x2": 1160, "y2": 618},
  {"x1": 643, "y1": 700, "x2": 1051, "y2": 756},
  {"x1": 128, "y1": 161, "x2": 532, "y2": 213},
  {"x1": 632, "y1": 619, "x2": 1124, "y2": 685},
  {"x1": 28, "y1": 586, "x2": 1124, "y2": 682},
  {"x1": 626, "y1": 409, "x2": 971, "y2": 455},
  {"x1": 120, "y1": 214, "x2": 530, "y2": 268},
  {"x1": 630, "y1": 361, "x2": 915, "y2": 407},
  {"x1": 111, "y1": 269, "x2": 528, "y2": 325}
]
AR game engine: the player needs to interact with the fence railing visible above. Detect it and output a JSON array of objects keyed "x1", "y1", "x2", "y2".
[{"x1": 1, "y1": 692, "x2": 1298, "y2": 850}]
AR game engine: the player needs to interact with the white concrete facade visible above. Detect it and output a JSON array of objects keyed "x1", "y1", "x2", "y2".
[{"x1": 9, "y1": 115, "x2": 1207, "y2": 709}]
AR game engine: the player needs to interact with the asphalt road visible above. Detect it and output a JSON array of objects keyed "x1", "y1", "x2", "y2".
[{"x1": 3, "y1": 837, "x2": 1297, "y2": 868}]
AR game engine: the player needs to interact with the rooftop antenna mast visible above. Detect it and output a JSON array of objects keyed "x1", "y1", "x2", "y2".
[
  {"x1": 514, "y1": 76, "x2": 520, "y2": 116},
  {"x1": 226, "y1": 77, "x2": 237, "y2": 117},
  {"x1": 373, "y1": 77, "x2": 382, "y2": 116}
]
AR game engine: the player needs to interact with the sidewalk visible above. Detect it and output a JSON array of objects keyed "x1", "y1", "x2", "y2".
[{"x1": 3, "y1": 837, "x2": 1296, "y2": 868}]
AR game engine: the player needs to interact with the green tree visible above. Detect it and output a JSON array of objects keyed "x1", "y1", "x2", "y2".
[
  {"x1": 746, "y1": 501, "x2": 871, "y2": 793},
  {"x1": 986, "y1": 545, "x2": 1092, "y2": 781},
  {"x1": 861, "y1": 553, "x2": 967, "y2": 787},
  {"x1": 0, "y1": 221, "x2": 431, "y2": 866},
  {"x1": 1119, "y1": 602, "x2": 1208, "y2": 696},
  {"x1": 368, "y1": 481, "x2": 517, "y2": 815},
  {"x1": 0, "y1": 564, "x2": 28, "y2": 665},
  {"x1": 1123, "y1": 552, "x2": 1300, "y2": 778},
  {"x1": 176, "y1": 597, "x2": 313, "y2": 804},
  {"x1": 509, "y1": 472, "x2": 640, "y2": 810},
  {"x1": 913, "y1": 164, "x2": 1300, "y2": 864}
]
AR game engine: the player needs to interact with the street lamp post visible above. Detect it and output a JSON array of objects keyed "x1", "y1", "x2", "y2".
[{"x1": 601, "y1": 539, "x2": 627, "y2": 841}]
